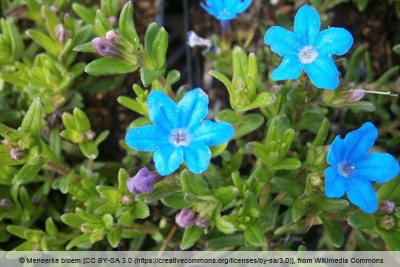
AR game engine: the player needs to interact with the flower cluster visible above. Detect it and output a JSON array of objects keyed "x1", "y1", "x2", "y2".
[
  {"x1": 264, "y1": 5, "x2": 353, "y2": 89},
  {"x1": 125, "y1": 88, "x2": 234, "y2": 176},
  {"x1": 324, "y1": 122, "x2": 400, "y2": 213}
]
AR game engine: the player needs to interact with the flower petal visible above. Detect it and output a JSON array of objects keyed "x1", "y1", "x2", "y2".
[
  {"x1": 344, "y1": 122, "x2": 377, "y2": 162},
  {"x1": 304, "y1": 55, "x2": 339, "y2": 89},
  {"x1": 183, "y1": 142, "x2": 211, "y2": 174},
  {"x1": 147, "y1": 90, "x2": 179, "y2": 131},
  {"x1": 346, "y1": 178, "x2": 378, "y2": 213},
  {"x1": 327, "y1": 135, "x2": 345, "y2": 165},
  {"x1": 324, "y1": 167, "x2": 347, "y2": 198},
  {"x1": 294, "y1": 5, "x2": 321, "y2": 45},
  {"x1": 125, "y1": 125, "x2": 168, "y2": 152},
  {"x1": 315, "y1": 27, "x2": 353, "y2": 55},
  {"x1": 153, "y1": 145, "x2": 183, "y2": 176},
  {"x1": 264, "y1": 26, "x2": 302, "y2": 56},
  {"x1": 192, "y1": 120, "x2": 234, "y2": 146},
  {"x1": 178, "y1": 88, "x2": 209, "y2": 130},
  {"x1": 355, "y1": 152, "x2": 400, "y2": 183},
  {"x1": 271, "y1": 55, "x2": 303, "y2": 81}
]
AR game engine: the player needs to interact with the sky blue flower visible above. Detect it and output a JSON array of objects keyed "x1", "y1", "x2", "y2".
[
  {"x1": 125, "y1": 88, "x2": 234, "y2": 176},
  {"x1": 324, "y1": 122, "x2": 399, "y2": 213},
  {"x1": 200, "y1": 0, "x2": 252, "y2": 21},
  {"x1": 264, "y1": 5, "x2": 353, "y2": 89}
]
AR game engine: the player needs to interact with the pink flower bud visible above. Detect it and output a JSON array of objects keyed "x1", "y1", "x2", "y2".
[
  {"x1": 380, "y1": 200, "x2": 396, "y2": 214},
  {"x1": 10, "y1": 148, "x2": 24, "y2": 160},
  {"x1": 92, "y1": 37, "x2": 120, "y2": 58},
  {"x1": 55, "y1": 24, "x2": 69, "y2": 43},
  {"x1": 175, "y1": 208, "x2": 195, "y2": 228}
]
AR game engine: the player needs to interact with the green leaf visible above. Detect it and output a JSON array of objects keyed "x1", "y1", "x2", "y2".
[
  {"x1": 377, "y1": 176, "x2": 400, "y2": 203},
  {"x1": 161, "y1": 192, "x2": 191, "y2": 209},
  {"x1": 119, "y1": 2, "x2": 139, "y2": 47},
  {"x1": 79, "y1": 141, "x2": 98, "y2": 159},
  {"x1": 238, "y1": 92, "x2": 275, "y2": 112},
  {"x1": 270, "y1": 158, "x2": 301, "y2": 170},
  {"x1": 211, "y1": 186, "x2": 238, "y2": 208},
  {"x1": 140, "y1": 67, "x2": 164, "y2": 87},
  {"x1": 271, "y1": 177, "x2": 304, "y2": 198},
  {"x1": 107, "y1": 225, "x2": 123, "y2": 248},
  {"x1": 347, "y1": 210, "x2": 376, "y2": 231},
  {"x1": 215, "y1": 109, "x2": 243, "y2": 124},
  {"x1": 394, "y1": 44, "x2": 400, "y2": 55},
  {"x1": 117, "y1": 96, "x2": 148, "y2": 116},
  {"x1": 66, "y1": 233, "x2": 91, "y2": 250},
  {"x1": 72, "y1": 4, "x2": 96, "y2": 25},
  {"x1": 85, "y1": 57, "x2": 138, "y2": 75},
  {"x1": 180, "y1": 226, "x2": 203, "y2": 250},
  {"x1": 216, "y1": 216, "x2": 236, "y2": 234},
  {"x1": 12, "y1": 157, "x2": 47, "y2": 185},
  {"x1": 45, "y1": 217, "x2": 59, "y2": 238},
  {"x1": 20, "y1": 98, "x2": 43, "y2": 142},
  {"x1": 26, "y1": 29, "x2": 59, "y2": 56},
  {"x1": 94, "y1": 8, "x2": 112, "y2": 36},
  {"x1": 291, "y1": 198, "x2": 307, "y2": 223},
  {"x1": 309, "y1": 192, "x2": 349, "y2": 213},
  {"x1": 377, "y1": 229, "x2": 400, "y2": 251},
  {"x1": 244, "y1": 221, "x2": 264, "y2": 246},
  {"x1": 320, "y1": 214, "x2": 344, "y2": 248},
  {"x1": 180, "y1": 170, "x2": 208, "y2": 196},
  {"x1": 234, "y1": 113, "x2": 264, "y2": 139}
]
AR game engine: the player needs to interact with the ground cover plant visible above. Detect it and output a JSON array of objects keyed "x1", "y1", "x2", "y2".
[{"x1": 1, "y1": 0, "x2": 400, "y2": 251}]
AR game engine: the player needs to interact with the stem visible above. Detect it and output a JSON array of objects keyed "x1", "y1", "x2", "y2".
[
  {"x1": 46, "y1": 161, "x2": 70, "y2": 176},
  {"x1": 159, "y1": 225, "x2": 177, "y2": 252}
]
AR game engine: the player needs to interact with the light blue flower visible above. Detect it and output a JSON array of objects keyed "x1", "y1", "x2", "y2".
[
  {"x1": 324, "y1": 122, "x2": 400, "y2": 213},
  {"x1": 264, "y1": 5, "x2": 353, "y2": 89},
  {"x1": 125, "y1": 88, "x2": 234, "y2": 176},
  {"x1": 200, "y1": 0, "x2": 252, "y2": 20}
]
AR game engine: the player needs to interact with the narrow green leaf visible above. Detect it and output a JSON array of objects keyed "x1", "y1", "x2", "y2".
[
  {"x1": 12, "y1": 157, "x2": 47, "y2": 185},
  {"x1": 180, "y1": 170, "x2": 208, "y2": 196},
  {"x1": 26, "y1": 29, "x2": 59, "y2": 56},
  {"x1": 234, "y1": 113, "x2": 264, "y2": 139},
  {"x1": 140, "y1": 67, "x2": 164, "y2": 87},
  {"x1": 85, "y1": 57, "x2": 138, "y2": 75},
  {"x1": 320, "y1": 214, "x2": 344, "y2": 248},
  {"x1": 66, "y1": 233, "x2": 91, "y2": 250},
  {"x1": 180, "y1": 226, "x2": 203, "y2": 250},
  {"x1": 291, "y1": 198, "x2": 307, "y2": 223},
  {"x1": 238, "y1": 92, "x2": 275, "y2": 112},
  {"x1": 20, "y1": 98, "x2": 43, "y2": 139},
  {"x1": 107, "y1": 225, "x2": 123, "y2": 248},
  {"x1": 79, "y1": 141, "x2": 98, "y2": 159},
  {"x1": 215, "y1": 216, "x2": 236, "y2": 234},
  {"x1": 270, "y1": 158, "x2": 301, "y2": 170},
  {"x1": 215, "y1": 109, "x2": 243, "y2": 124},
  {"x1": 244, "y1": 221, "x2": 264, "y2": 246},
  {"x1": 144, "y1": 23, "x2": 159, "y2": 59},
  {"x1": 119, "y1": 2, "x2": 139, "y2": 47},
  {"x1": 161, "y1": 192, "x2": 190, "y2": 209},
  {"x1": 309, "y1": 192, "x2": 349, "y2": 213},
  {"x1": 377, "y1": 229, "x2": 400, "y2": 251},
  {"x1": 72, "y1": 4, "x2": 96, "y2": 25},
  {"x1": 94, "y1": 9, "x2": 112, "y2": 36},
  {"x1": 45, "y1": 218, "x2": 59, "y2": 238},
  {"x1": 347, "y1": 210, "x2": 376, "y2": 231},
  {"x1": 271, "y1": 177, "x2": 304, "y2": 198},
  {"x1": 377, "y1": 176, "x2": 400, "y2": 203}
]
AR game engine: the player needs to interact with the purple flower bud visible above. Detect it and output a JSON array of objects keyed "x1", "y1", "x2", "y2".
[
  {"x1": 105, "y1": 30, "x2": 120, "y2": 42},
  {"x1": 380, "y1": 200, "x2": 396, "y2": 214},
  {"x1": 10, "y1": 148, "x2": 24, "y2": 160},
  {"x1": 55, "y1": 24, "x2": 68, "y2": 44},
  {"x1": 50, "y1": 5, "x2": 59, "y2": 13},
  {"x1": 175, "y1": 208, "x2": 196, "y2": 228},
  {"x1": 85, "y1": 130, "x2": 96, "y2": 140},
  {"x1": 126, "y1": 167, "x2": 163, "y2": 194},
  {"x1": 0, "y1": 199, "x2": 13, "y2": 208},
  {"x1": 347, "y1": 88, "x2": 366, "y2": 102},
  {"x1": 108, "y1": 16, "x2": 118, "y2": 27},
  {"x1": 91, "y1": 37, "x2": 120, "y2": 58},
  {"x1": 195, "y1": 216, "x2": 209, "y2": 228}
]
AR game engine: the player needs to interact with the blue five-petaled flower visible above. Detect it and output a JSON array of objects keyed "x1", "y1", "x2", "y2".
[
  {"x1": 264, "y1": 5, "x2": 353, "y2": 89},
  {"x1": 125, "y1": 88, "x2": 235, "y2": 176},
  {"x1": 324, "y1": 122, "x2": 400, "y2": 213},
  {"x1": 200, "y1": 0, "x2": 252, "y2": 21}
]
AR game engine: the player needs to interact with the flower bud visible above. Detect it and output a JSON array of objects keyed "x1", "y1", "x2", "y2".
[
  {"x1": 122, "y1": 195, "x2": 133, "y2": 205},
  {"x1": 195, "y1": 216, "x2": 209, "y2": 228},
  {"x1": 0, "y1": 199, "x2": 13, "y2": 208},
  {"x1": 105, "y1": 30, "x2": 120, "y2": 41},
  {"x1": 55, "y1": 24, "x2": 68, "y2": 44},
  {"x1": 379, "y1": 214, "x2": 396, "y2": 230},
  {"x1": 10, "y1": 148, "x2": 24, "y2": 160},
  {"x1": 380, "y1": 200, "x2": 396, "y2": 214},
  {"x1": 108, "y1": 16, "x2": 118, "y2": 27},
  {"x1": 85, "y1": 130, "x2": 96, "y2": 141},
  {"x1": 126, "y1": 167, "x2": 163, "y2": 194},
  {"x1": 346, "y1": 88, "x2": 366, "y2": 102},
  {"x1": 175, "y1": 208, "x2": 196, "y2": 228},
  {"x1": 186, "y1": 31, "x2": 214, "y2": 52},
  {"x1": 91, "y1": 37, "x2": 120, "y2": 58}
]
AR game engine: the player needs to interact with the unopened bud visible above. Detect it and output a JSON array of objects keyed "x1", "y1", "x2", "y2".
[
  {"x1": 50, "y1": 5, "x2": 59, "y2": 13},
  {"x1": 10, "y1": 148, "x2": 24, "y2": 160},
  {"x1": 85, "y1": 130, "x2": 96, "y2": 140},
  {"x1": 92, "y1": 37, "x2": 120, "y2": 58},
  {"x1": 175, "y1": 208, "x2": 196, "y2": 228},
  {"x1": 122, "y1": 195, "x2": 133, "y2": 205},
  {"x1": 379, "y1": 214, "x2": 396, "y2": 230},
  {"x1": 106, "y1": 30, "x2": 120, "y2": 41},
  {"x1": 195, "y1": 216, "x2": 209, "y2": 228},
  {"x1": 380, "y1": 200, "x2": 396, "y2": 214},
  {"x1": 346, "y1": 89, "x2": 366, "y2": 102},
  {"x1": 0, "y1": 199, "x2": 13, "y2": 208},
  {"x1": 126, "y1": 167, "x2": 163, "y2": 194},
  {"x1": 108, "y1": 16, "x2": 118, "y2": 27},
  {"x1": 55, "y1": 24, "x2": 69, "y2": 43}
]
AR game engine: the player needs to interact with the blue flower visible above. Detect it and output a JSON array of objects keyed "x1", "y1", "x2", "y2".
[
  {"x1": 264, "y1": 5, "x2": 353, "y2": 89},
  {"x1": 200, "y1": 0, "x2": 252, "y2": 20},
  {"x1": 324, "y1": 122, "x2": 400, "y2": 213},
  {"x1": 125, "y1": 88, "x2": 234, "y2": 176}
]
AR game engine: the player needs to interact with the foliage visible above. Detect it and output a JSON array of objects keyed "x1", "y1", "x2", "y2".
[{"x1": 0, "y1": 0, "x2": 399, "y2": 252}]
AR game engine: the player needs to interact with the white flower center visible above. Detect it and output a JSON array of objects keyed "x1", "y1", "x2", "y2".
[
  {"x1": 169, "y1": 128, "x2": 191, "y2": 147},
  {"x1": 298, "y1": 46, "x2": 318, "y2": 64},
  {"x1": 337, "y1": 160, "x2": 355, "y2": 178}
]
